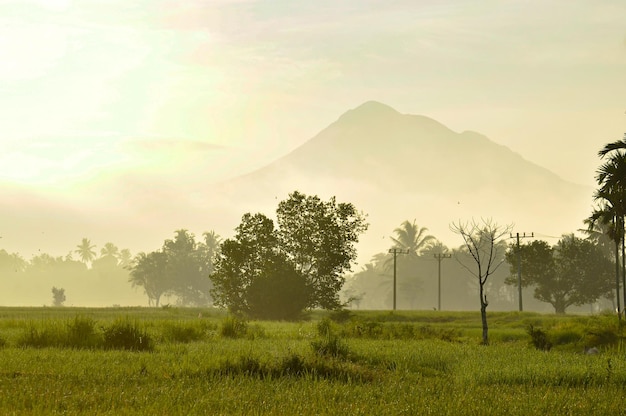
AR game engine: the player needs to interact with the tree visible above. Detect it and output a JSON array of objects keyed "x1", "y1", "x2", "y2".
[
  {"x1": 593, "y1": 139, "x2": 626, "y2": 315},
  {"x1": 118, "y1": 249, "x2": 132, "y2": 269},
  {"x1": 451, "y1": 218, "x2": 511, "y2": 345},
  {"x1": 276, "y1": 191, "x2": 368, "y2": 309},
  {"x1": 211, "y1": 213, "x2": 285, "y2": 316},
  {"x1": 51, "y1": 287, "x2": 66, "y2": 307},
  {"x1": 390, "y1": 220, "x2": 436, "y2": 254},
  {"x1": 585, "y1": 205, "x2": 621, "y2": 313},
  {"x1": 199, "y1": 230, "x2": 221, "y2": 275},
  {"x1": 506, "y1": 236, "x2": 614, "y2": 314},
  {"x1": 163, "y1": 229, "x2": 212, "y2": 306},
  {"x1": 100, "y1": 242, "x2": 119, "y2": 259},
  {"x1": 75, "y1": 238, "x2": 96, "y2": 267},
  {"x1": 211, "y1": 192, "x2": 368, "y2": 318},
  {"x1": 128, "y1": 251, "x2": 170, "y2": 306},
  {"x1": 386, "y1": 220, "x2": 436, "y2": 309}
]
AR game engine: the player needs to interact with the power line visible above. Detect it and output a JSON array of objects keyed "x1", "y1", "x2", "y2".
[
  {"x1": 433, "y1": 253, "x2": 452, "y2": 311},
  {"x1": 510, "y1": 232, "x2": 534, "y2": 312},
  {"x1": 388, "y1": 248, "x2": 409, "y2": 310}
]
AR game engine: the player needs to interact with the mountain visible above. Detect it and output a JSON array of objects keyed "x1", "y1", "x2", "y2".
[
  {"x1": 0, "y1": 101, "x2": 593, "y2": 274},
  {"x1": 216, "y1": 101, "x2": 592, "y2": 259}
]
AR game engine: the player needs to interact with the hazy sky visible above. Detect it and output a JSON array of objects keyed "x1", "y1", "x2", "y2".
[{"x1": 1, "y1": 0, "x2": 625, "y2": 194}]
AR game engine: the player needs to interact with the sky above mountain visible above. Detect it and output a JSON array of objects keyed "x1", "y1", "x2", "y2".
[{"x1": 1, "y1": 0, "x2": 625, "y2": 194}]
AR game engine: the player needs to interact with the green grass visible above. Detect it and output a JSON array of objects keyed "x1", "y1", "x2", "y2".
[{"x1": 0, "y1": 307, "x2": 624, "y2": 414}]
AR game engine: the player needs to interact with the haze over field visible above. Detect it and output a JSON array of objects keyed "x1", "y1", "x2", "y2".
[{"x1": 1, "y1": 0, "x2": 625, "y2": 262}]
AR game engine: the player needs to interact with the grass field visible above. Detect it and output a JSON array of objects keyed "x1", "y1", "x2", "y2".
[{"x1": 0, "y1": 307, "x2": 625, "y2": 415}]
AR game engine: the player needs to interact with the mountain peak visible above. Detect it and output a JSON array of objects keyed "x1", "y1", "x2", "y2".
[{"x1": 338, "y1": 101, "x2": 399, "y2": 123}]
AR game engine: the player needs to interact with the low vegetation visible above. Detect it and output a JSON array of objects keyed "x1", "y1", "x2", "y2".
[{"x1": 0, "y1": 307, "x2": 625, "y2": 414}]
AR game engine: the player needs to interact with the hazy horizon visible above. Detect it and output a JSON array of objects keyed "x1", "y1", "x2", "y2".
[{"x1": 1, "y1": 0, "x2": 625, "y2": 261}]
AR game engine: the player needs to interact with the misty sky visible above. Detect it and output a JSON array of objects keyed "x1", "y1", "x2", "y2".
[{"x1": 1, "y1": 0, "x2": 625, "y2": 193}]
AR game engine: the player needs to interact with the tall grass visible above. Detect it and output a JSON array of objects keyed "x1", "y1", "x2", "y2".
[{"x1": 0, "y1": 308, "x2": 625, "y2": 414}]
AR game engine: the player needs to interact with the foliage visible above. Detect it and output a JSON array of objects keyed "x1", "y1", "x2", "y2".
[
  {"x1": 129, "y1": 229, "x2": 220, "y2": 307},
  {"x1": 527, "y1": 324, "x2": 552, "y2": 351},
  {"x1": 592, "y1": 135, "x2": 626, "y2": 314},
  {"x1": 276, "y1": 191, "x2": 368, "y2": 309},
  {"x1": 311, "y1": 318, "x2": 351, "y2": 358},
  {"x1": 75, "y1": 238, "x2": 96, "y2": 265},
  {"x1": 51, "y1": 286, "x2": 66, "y2": 307},
  {"x1": 211, "y1": 191, "x2": 368, "y2": 319},
  {"x1": 505, "y1": 236, "x2": 614, "y2": 314},
  {"x1": 102, "y1": 318, "x2": 153, "y2": 351},
  {"x1": 129, "y1": 251, "x2": 170, "y2": 307},
  {"x1": 219, "y1": 315, "x2": 249, "y2": 338}
]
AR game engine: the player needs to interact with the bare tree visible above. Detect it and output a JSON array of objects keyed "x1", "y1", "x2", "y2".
[{"x1": 451, "y1": 218, "x2": 512, "y2": 345}]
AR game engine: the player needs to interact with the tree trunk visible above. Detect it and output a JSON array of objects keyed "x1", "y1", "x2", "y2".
[
  {"x1": 615, "y1": 238, "x2": 621, "y2": 318},
  {"x1": 479, "y1": 283, "x2": 489, "y2": 345},
  {"x1": 554, "y1": 298, "x2": 566, "y2": 314}
]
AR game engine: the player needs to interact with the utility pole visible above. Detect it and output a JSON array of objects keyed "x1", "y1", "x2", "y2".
[
  {"x1": 434, "y1": 253, "x2": 452, "y2": 311},
  {"x1": 389, "y1": 248, "x2": 409, "y2": 310},
  {"x1": 510, "y1": 232, "x2": 533, "y2": 312}
]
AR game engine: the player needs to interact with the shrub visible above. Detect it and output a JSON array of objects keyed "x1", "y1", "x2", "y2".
[
  {"x1": 161, "y1": 322, "x2": 205, "y2": 343},
  {"x1": 65, "y1": 316, "x2": 100, "y2": 349},
  {"x1": 102, "y1": 319, "x2": 153, "y2": 351},
  {"x1": 311, "y1": 318, "x2": 350, "y2": 359},
  {"x1": 219, "y1": 316, "x2": 248, "y2": 338},
  {"x1": 527, "y1": 324, "x2": 552, "y2": 351},
  {"x1": 17, "y1": 324, "x2": 62, "y2": 348}
]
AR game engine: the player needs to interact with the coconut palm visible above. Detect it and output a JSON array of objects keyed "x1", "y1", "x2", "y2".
[
  {"x1": 75, "y1": 238, "x2": 96, "y2": 267},
  {"x1": 118, "y1": 249, "x2": 132, "y2": 268},
  {"x1": 100, "y1": 242, "x2": 119, "y2": 259},
  {"x1": 390, "y1": 220, "x2": 436, "y2": 255},
  {"x1": 594, "y1": 136, "x2": 626, "y2": 315}
]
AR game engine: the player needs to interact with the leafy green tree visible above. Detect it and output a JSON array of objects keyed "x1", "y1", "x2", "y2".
[
  {"x1": 128, "y1": 251, "x2": 170, "y2": 306},
  {"x1": 0, "y1": 249, "x2": 26, "y2": 274},
  {"x1": 276, "y1": 191, "x2": 368, "y2": 309},
  {"x1": 505, "y1": 236, "x2": 614, "y2": 314},
  {"x1": 164, "y1": 229, "x2": 212, "y2": 306},
  {"x1": 451, "y1": 218, "x2": 511, "y2": 345},
  {"x1": 211, "y1": 213, "x2": 282, "y2": 316},
  {"x1": 51, "y1": 286, "x2": 66, "y2": 306},
  {"x1": 211, "y1": 192, "x2": 368, "y2": 318},
  {"x1": 246, "y1": 253, "x2": 311, "y2": 320},
  {"x1": 75, "y1": 238, "x2": 96, "y2": 267}
]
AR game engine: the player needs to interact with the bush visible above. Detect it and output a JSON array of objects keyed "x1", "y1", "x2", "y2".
[
  {"x1": 66, "y1": 316, "x2": 100, "y2": 349},
  {"x1": 17, "y1": 324, "x2": 62, "y2": 348},
  {"x1": 102, "y1": 319, "x2": 153, "y2": 351},
  {"x1": 219, "y1": 316, "x2": 248, "y2": 338},
  {"x1": 161, "y1": 322, "x2": 205, "y2": 343},
  {"x1": 311, "y1": 318, "x2": 350, "y2": 359},
  {"x1": 527, "y1": 324, "x2": 552, "y2": 351}
]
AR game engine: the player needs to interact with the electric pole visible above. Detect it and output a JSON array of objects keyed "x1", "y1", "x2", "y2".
[
  {"x1": 389, "y1": 248, "x2": 409, "y2": 310},
  {"x1": 510, "y1": 232, "x2": 533, "y2": 312},
  {"x1": 434, "y1": 253, "x2": 452, "y2": 311}
]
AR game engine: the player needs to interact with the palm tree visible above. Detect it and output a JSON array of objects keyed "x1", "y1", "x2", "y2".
[
  {"x1": 594, "y1": 135, "x2": 626, "y2": 316},
  {"x1": 100, "y1": 242, "x2": 119, "y2": 259},
  {"x1": 390, "y1": 220, "x2": 436, "y2": 255},
  {"x1": 118, "y1": 249, "x2": 132, "y2": 268},
  {"x1": 75, "y1": 238, "x2": 96, "y2": 267}
]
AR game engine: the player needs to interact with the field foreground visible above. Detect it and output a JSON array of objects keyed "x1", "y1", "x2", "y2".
[{"x1": 0, "y1": 307, "x2": 625, "y2": 415}]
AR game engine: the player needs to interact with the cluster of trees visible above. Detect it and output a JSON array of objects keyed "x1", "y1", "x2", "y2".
[
  {"x1": 210, "y1": 191, "x2": 368, "y2": 320},
  {"x1": 0, "y1": 239, "x2": 135, "y2": 306},
  {"x1": 128, "y1": 230, "x2": 221, "y2": 307}
]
